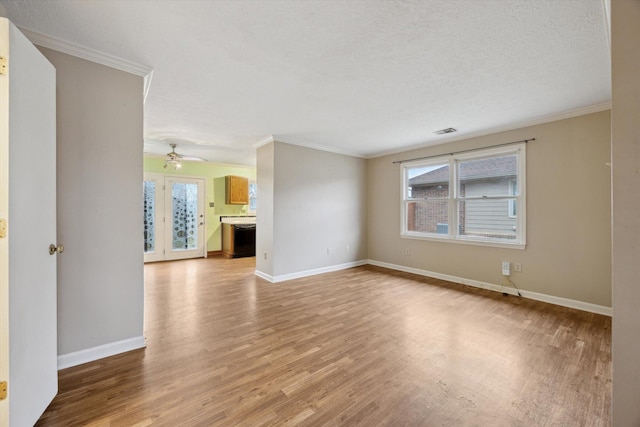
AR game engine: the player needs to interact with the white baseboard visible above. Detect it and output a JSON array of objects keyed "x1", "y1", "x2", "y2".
[
  {"x1": 255, "y1": 260, "x2": 368, "y2": 283},
  {"x1": 254, "y1": 269, "x2": 275, "y2": 283},
  {"x1": 57, "y1": 335, "x2": 146, "y2": 370},
  {"x1": 367, "y1": 259, "x2": 612, "y2": 316},
  {"x1": 516, "y1": 289, "x2": 612, "y2": 316}
]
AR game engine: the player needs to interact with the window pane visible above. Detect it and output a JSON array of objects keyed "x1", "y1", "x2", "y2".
[
  {"x1": 249, "y1": 182, "x2": 257, "y2": 212},
  {"x1": 458, "y1": 155, "x2": 517, "y2": 197},
  {"x1": 171, "y1": 183, "x2": 198, "y2": 250},
  {"x1": 406, "y1": 163, "x2": 449, "y2": 199},
  {"x1": 143, "y1": 181, "x2": 155, "y2": 253},
  {"x1": 406, "y1": 200, "x2": 448, "y2": 234},
  {"x1": 458, "y1": 200, "x2": 517, "y2": 240}
]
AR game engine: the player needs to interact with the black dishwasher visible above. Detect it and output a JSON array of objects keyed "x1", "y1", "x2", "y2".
[{"x1": 233, "y1": 224, "x2": 256, "y2": 257}]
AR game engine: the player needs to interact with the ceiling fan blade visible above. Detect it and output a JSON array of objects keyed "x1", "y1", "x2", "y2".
[{"x1": 181, "y1": 155, "x2": 206, "y2": 162}]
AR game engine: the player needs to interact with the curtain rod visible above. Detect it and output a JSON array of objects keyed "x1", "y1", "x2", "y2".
[{"x1": 392, "y1": 138, "x2": 535, "y2": 164}]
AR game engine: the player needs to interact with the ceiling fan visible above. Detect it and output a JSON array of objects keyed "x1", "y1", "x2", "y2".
[
  {"x1": 162, "y1": 143, "x2": 208, "y2": 169},
  {"x1": 164, "y1": 143, "x2": 183, "y2": 169}
]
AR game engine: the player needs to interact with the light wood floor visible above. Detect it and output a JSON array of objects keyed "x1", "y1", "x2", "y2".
[{"x1": 37, "y1": 257, "x2": 611, "y2": 426}]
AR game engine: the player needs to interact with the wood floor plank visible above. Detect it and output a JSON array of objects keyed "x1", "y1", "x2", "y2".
[{"x1": 36, "y1": 257, "x2": 611, "y2": 426}]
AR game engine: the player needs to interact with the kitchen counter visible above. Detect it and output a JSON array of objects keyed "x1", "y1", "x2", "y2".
[{"x1": 220, "y1": 216, "x2": 256, "y2": 225}]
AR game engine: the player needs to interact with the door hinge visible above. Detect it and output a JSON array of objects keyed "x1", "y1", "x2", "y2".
[
  {"x1": 0, "y1": 381, "x2": 7, "y2": 400},
  {"x1": 0, "y1": 218, "x2": 6, "y2": 239},
  {"x1": 0, "y1": 56, "x2": 7, "y2": 76}
]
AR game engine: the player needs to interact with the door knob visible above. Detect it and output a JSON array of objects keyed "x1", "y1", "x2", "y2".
[{"x1": 49, "y1": 244, "x2": 64, "y2": 255}]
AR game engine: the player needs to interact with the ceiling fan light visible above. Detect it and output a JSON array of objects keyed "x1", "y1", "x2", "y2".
[{"x1": 164, "y1": 158, "x2": 182, "y2": 169}]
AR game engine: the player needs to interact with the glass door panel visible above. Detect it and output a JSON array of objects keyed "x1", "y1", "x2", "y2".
[
  {"x1": 143, "y1": 173, "x2": 165, "y2": 263},
  {"x1": 144, "y1": 180, "x2": 156, "y2": 253},
  {"x1": 170, "y1": 182, "x2": 199, "y2": 251},
  {"x1": 164, "y1": 177, "x2": 205, "y2": 261}
]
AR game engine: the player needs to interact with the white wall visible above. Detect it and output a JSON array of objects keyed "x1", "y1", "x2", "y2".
[
  {"x1": 611, "y1": 1, "x2": 640, "y2": 424},
  {"x1": 256, "y1": 141, "x2": 368, "y2": 280},
  {"x1": 38, "y1": 47, "x2": 145, "y2": 359}
]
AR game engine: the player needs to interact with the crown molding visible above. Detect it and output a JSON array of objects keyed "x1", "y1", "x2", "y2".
[
  {"x1": 369, "y1": 101, "x2": 612, "y2": 159},
  {"x1": 255, "y1": 102, "x2": 611, "y2": 161},
  {"x1": 18, "y1": 26, "x2": 153, "y2": 77},
  {"x1": 253, "y1": 135, "x2": 275, "y2": 149},
  {"x1": 273, "y1": 135, "x2": 366, "y2": 159},
  {"x1": 253, "y1": 134, "x2": 366, "y2": 160},
  {"x1": 143, "y1": 70, "x2": 154, "y2": 104}
]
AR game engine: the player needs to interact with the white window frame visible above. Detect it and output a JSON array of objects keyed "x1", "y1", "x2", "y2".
[
  {"x1": 508, "y1": 179, "x2": 517, "y2": 219},
  {"x1": 401, "y1": 143, "x2": 526, "y2": 249}
]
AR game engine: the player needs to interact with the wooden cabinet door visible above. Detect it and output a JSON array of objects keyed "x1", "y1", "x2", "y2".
[{"x1": 226, "y1": 175, "x2": 248, "y2": 205}]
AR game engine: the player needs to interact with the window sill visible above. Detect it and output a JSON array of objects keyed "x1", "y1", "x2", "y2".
[{"x1": 401, "y1": 232, "x2": 526, "y2": 250}]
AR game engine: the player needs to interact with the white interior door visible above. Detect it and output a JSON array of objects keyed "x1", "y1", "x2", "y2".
[
  {"x1": 164, "y1": 177, "x2": 205, "y2": 261},
  {"x1": 0, "y1": 18, "x2": 58, "y2": 427}
]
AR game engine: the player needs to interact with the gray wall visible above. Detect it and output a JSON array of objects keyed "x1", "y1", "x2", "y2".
[
  {"x1": 257, "y1": 141, "x2": 368, "y2": 279},
  {"x1": 38, "y1": 47, "x2": 145, "y2": 355},
  {"x1": 611, "y1": 1, "x2": 640, "y2": 424},
  {"x1": 368, "y1": 111, "x2": 611, "y2": 307},
  {"x1": 256, "y1": 142, "x2": 274, "y2": 276}
]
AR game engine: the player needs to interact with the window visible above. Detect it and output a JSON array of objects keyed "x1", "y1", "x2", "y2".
[
  {"x1": 248, "y1": 181, "x2": 257, "y2": 214},
  {"x1": 402, "y1": 144, "x2": 526, "y2": 248}
]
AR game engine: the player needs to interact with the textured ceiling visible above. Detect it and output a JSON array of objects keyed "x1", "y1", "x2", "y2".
[{"x1": 0, "y1": 0, "x2": 611, "y2": 166}]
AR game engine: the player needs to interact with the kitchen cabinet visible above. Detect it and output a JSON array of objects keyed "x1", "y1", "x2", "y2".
[{"x1": 225, "y1": 175, "x2": 248, "y2": 205}]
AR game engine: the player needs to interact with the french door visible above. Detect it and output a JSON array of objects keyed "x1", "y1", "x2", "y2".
[{"x1": 144, "y1": 173, "x2": 205, "y2": 262}]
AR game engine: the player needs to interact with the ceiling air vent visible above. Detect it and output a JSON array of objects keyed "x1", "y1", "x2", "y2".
[{"x1": 434, "y1": 127, "x2": 457, "y2": 135}]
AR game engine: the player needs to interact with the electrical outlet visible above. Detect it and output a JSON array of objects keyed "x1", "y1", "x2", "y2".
[
  {"x1": 514, "y1": 263, "x2": 522, "y2": 273},
  {"x1": 327, "y1": 247, "x2": 332, "y2": 255},
  {"x1": 346, "y1": 244, "x2": 350, "y2": 253},
  {"x1": 263, "y1": 252, "x2": 267, "y2": 260},
  {"x1": 502, "y1": 261, "x2": 510, "y2": 276}
]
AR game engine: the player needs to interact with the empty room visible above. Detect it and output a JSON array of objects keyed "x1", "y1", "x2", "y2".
[{"x1": 1, "y1": 0, "x2": 639, "y2": 426}]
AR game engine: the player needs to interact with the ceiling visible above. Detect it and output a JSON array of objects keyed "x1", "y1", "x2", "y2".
[{"x1": 0, "y1": 0, "x2": 611, "y2": 166}]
